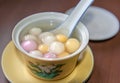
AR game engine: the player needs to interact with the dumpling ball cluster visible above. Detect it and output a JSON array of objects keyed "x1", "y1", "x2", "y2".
[{"x1": 21, "y1": 27, "x2": 81, "y2": 59}]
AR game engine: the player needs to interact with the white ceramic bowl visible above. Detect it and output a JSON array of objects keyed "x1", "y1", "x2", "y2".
[
  {"x1": 12, "y1": 12, "x2": 89, "y2": 61},
  {"x1": 12, "y1": 12, "x2": 89, "y2": 80}
]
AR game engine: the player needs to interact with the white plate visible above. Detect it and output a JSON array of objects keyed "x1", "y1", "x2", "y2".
[{"x1": 66, "y1": 6, "x2": 119, "y2": 41}]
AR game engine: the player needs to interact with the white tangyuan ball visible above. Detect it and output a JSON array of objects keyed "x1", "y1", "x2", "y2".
[
  {"x1": 39, "y1": 32, "x2": 56, "y2": 45},
  {"x1": 49, "y1": 41, "x2": 65, "y2": 54},
  {"x1": 29, "y1": 50, "x2": 43, "y2": 58},
  {"x1": 43, "y1": 35, "x2": 56, "y2": 45},
  {"x1": 39, "y1": 32, "x2": 54, "y2": 39},
  {"x1": 22, "y1": 34, "x2": 37, "y2": 41},
  {"x1": 22, "y1": 34, "x2": 41, "y2": 44},
  {"x1": 29, "y1": 27, "x2": 42, "y2": 36}
]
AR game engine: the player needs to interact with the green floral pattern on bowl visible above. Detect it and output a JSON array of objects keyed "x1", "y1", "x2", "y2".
[{"x1": 28, "y1": 61, "x2": 65, "y2": 79}]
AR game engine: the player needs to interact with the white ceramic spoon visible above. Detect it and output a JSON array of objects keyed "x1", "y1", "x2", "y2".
[{"x1": 52, "y1": 0, "x2": 94, "y2": 37}]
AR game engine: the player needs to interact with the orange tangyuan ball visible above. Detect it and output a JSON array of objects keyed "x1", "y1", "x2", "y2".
[
  {"x1": 65, "y1": 38, "x2": 81, "y2": 53},
  {"x1": 56, "y1": 34, "x2": 68, "y2": 43}
]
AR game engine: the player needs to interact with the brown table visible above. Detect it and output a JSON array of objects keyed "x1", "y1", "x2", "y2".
[{"x1": 0, "y1": 0, "x2": 120, "y2": 83}]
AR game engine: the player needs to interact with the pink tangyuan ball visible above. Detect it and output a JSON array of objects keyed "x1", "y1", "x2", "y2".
[
  {"x1": 43, "y1": 52, "x2": 57, "y2": 59},
  {"x1": 21, "y1": 40, "x2": 37, "y2": 52}
]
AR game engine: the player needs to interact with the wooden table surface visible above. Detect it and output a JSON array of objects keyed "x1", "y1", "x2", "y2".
[{"x1": 0, "y1": 0, "x2": 120, "y2": 83}]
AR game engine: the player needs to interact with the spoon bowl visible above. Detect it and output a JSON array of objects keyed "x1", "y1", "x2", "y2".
[{"x1": 51, "y1": 0, "x2": 94, "y2": 37}]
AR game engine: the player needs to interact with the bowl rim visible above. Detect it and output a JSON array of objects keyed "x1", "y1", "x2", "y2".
[{"x1": 12, "y1": 12, "x2": 89, "y2": 61}]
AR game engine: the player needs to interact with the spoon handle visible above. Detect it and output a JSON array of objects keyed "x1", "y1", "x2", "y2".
[{"x1": 58, "y1": 0, "x2": 94, "y2": 37}]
